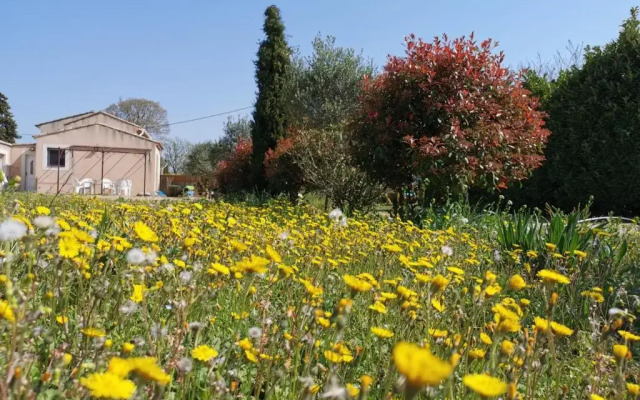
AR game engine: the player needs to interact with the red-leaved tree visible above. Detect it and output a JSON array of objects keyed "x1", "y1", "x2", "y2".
[
  {"x1": 264, "y1": 137, "x2": 304, "y2": 201},
  {"x1": 213, "y1": 139, "x2": 253, "y2": 193},
  {"x1": 352, "y1": 33, "x2": 550, "y2": 200}
]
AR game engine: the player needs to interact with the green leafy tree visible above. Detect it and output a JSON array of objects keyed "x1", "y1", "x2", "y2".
[
  {"x1": 520, "y1": 8, "x2": 640, "y2": 215},
  {"x1": 105, "y1": 98, "x2": 170, "y2": 140},
  {"x1": 0, "y1": 92, "x2": 19, "y2": 143},
  {"x1": 251, "y1": 5, "x2": 291, "y2": 189},
  {"x1": 285, "y1": 35, "x2": 375, "y2": 129}
]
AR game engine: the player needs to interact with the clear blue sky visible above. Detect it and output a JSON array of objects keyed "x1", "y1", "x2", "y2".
[{"x1": 1, "y1": 0, "x2": 637, "y2": 143}]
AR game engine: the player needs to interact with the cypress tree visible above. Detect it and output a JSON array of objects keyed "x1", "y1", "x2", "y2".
[
  {"x1": 251, "y1": 5, "x2": 290, "y2": 189},
  {"x1": 0, "y1": 92, "x2": 19, "y2": 144}
]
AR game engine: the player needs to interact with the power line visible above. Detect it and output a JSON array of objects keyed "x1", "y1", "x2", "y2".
[{"x1": 152, "y1": 106, "x2": 253, "y2": 128}]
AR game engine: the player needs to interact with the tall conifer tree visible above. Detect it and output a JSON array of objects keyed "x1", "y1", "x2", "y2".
[{"x1": 251, "y1": 5, "x2": 290, "y2": 188}]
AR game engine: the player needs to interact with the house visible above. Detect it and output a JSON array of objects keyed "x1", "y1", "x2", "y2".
[{"x1": 0, "y1": 111, "x2": 163, "y2": 196}]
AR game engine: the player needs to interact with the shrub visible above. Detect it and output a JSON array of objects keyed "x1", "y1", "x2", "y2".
[
  {"x1": 514, "y1": 9, "x2": 640, "y2": 215},
  {"x1": 264, "y1": 137, "x2": 304, "y2": 201},
  {"x1": 352, "y1": 33, "x2": 549, "y2": 202},
  {"x1": 213, "y1": 139, "x2": 253, "y2": 193},
  {"x1": 288, "y1": 127, "x2": 384, "y2": 214}
]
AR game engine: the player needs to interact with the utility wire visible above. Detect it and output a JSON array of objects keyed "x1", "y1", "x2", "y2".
[{"x1": 151, "y1": 106, "x2": 253, "y2": 128}]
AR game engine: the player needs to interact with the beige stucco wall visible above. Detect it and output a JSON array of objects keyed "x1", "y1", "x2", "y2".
[
  {"x1": 34, "y1": 125, "x2": 161, "y2": 195},
  {"x1": 9, "y1": 145, "x2": 32, "y2": 188},
  {"x1": 37, "y1": 113, "x2": 93, "y2": 134}
]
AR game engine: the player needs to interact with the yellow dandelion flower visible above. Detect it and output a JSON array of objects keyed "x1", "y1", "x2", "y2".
[
  {"x1": 369, "y1": 301, "x2": 387, "y2": 314},
  {"x1": 265, "y1": 245, "x2": 282, "y2": 263},
  {"x1": 550, "y1": 321, "x2": 574, "y2": 337},
  {"x1": 614, "y1": 344, "x2": 630, "y2": 360},
  {"x1": 81, "y1": 327, "x2": 106, "y2": 338},
  {"x1": 392, "y1": 342, "x2": 453, "y2": 388},
  {"x1": 130, "y1": 284, "x2": 145, "y2": 303},
  {"x1": 80, "y1": 372, "x2": 136, "y2": 399},
  {"x1": 468, "y1": 348, "x2": 486, "y2": 359},
  {"x1": 371, "y1": 326, "x2": 394, "y2": 338},
  {"x1": 508, "y1": 274, "x2": 527, "y2": 290},
  {"x1": 192, "y1": 345, "x2": 219, "y2": 362},
  {"x1": 627, "y1": 383, "x2": 640, "y2": 396},
  {"x1": 344, "y1": 274, "x2": 373, "y2": 292},
  {"x1": 480, "y1": 332, "x2": 493, "y2": 345},
  {"x1": 537, "y1": 269, "x2": 570, "y2": 285},
  {"x1": 134, "y1": 221, "x2": 158, "y2": 242},
  {"x1": 619, "y1": 331, "x2": 640, "y2": 342},
  {"x1": 463, "y1": 374, "x2": 507, "y2": 397}
]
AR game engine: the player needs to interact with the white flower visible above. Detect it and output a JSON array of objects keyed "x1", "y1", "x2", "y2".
[
  {"x1": 493, "y1": 250, "x2": 502, "y2": 262},
  {"x1": 177, "y1": 357, "x2": 193, "y2": 373},
  {"x1": 33, "y1": 216, "x2": 54, "y2": 230},
  {"x1": 161, "y1": 263, "x2": 175, "y2": 274},
  {"x1": 179, "y1": 270, "x2": 192, "y2": 284},
  {"x1": 119, "y1": 300, "x2": 139, "y2": 315},
  {"x1": 337, "y1": 217, "x2": 347, "y2": 228},
  {"x1": 441, "y1": 245, "x2": 453, "y2": 256},
  {"x1": 248, "y1": 327, "x2": 262, "y2": 339},
  {"x1": 0, "y1": 219, "x2": 27, "y2": 241},
  {"x1": 146, "y1": 251, "x2": 157, "y2": 265},
  {"x1": 461, "y1": 217, "x2": 469, "y2": 224},
  {"x1": 126, "y1": 248, "x2": 146, "y2": 265},
  {"x1": 328, "y1": 208, "x2": 343, "y2": 221}
]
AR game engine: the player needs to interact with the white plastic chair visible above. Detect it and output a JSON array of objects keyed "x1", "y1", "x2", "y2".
[
  {"x1": 115, "y1": 179, "x2": 132, "y2": 196},
  {"x1": 101, "y1": 178, "x2": 116, "y2": 195},
  {"x1": 72, "y1": 177, "x2": 94, "y2": 194}
]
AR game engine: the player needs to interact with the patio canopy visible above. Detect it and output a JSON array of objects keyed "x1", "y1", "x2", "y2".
[{"x1": 61, "y1": 145, "x2": 152, "y2": 195}]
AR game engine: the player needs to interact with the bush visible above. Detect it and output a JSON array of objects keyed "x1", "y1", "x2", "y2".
[
  {"x1": 287, "y1": 127, "x2": 384, "y2": 214},
  {"x1": 213, "y1": 139, "x2": 253, "y2": 194},
  {"x1": 353, "y1": 33, "x2": 549, "y2": 202},
  {"x1": 264, "y1": 137, "x2": 304, "y2": 201},
  {"x1": 513, "y1": 9, "x2": 640, "y2": 215}
]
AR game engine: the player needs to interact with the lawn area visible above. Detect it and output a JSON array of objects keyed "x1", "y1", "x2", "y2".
[{"x1": 0, "y1": 194, "x2": 639, "y2": 399}]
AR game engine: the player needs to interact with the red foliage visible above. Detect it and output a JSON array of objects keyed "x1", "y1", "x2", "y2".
[
  {"x1": 214, "y1": 139, "x2": 253, "y2": 193},
  {"x1": 353, "y1": 33, "x2": 550, "y2": 193},
  {"x1": 264, "y1": 135, "x2": 304, "y2": 198}
]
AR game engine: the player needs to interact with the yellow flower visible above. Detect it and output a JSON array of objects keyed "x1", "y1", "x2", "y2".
[
  {"x1": 80, "y1": 372, "x2": 136, "y2": 399},
  {"x1": 627, "y1": 383, "x2": 640, "y2": 396},
  {"x1": 468, "y1": 348, "x2": 486, "y2": 359},
  {"x1": 56, "y1": 315, "x2": 68, "y2": 325},
  {"x1": 130, "y1": 284, "x2": 145, "y2": 303},
  {"x1": 81, "y1": 327, "x2": 106, "y2": 338},
  {"x1": 59, "y1": 236, "x2": 81, "y2": 259},
  {"x1": 371, "y1": 326, "x2": 394, "y2": 338},
  {"x1": 590, "y1": 395, "x2": 605, "y2": 400},
  {"x1": 0, "y1": 300, "x2": 15, "y2": 322},
  {"x1": 360, "y1": 375, "x2": 374, "y2": 390},
  {"x1": 431, "y1": 274, "x2": 449, "y2": 291},
  {"x1": 537, "y1": 269, "x2": 570, "y2": 285},
  {"x1": 369, "y1": 301, "x2": 387, "y2": 314},
  {"x1": 36, "y1": 206, "x2": 51, "y2": 215},
  {"x1": 497, "y1": 318, "x2": 521, "y2": 333},
  {"x1": 192, "y1": 345, "x2": 219, "y2": 362},
  {"x1": 343, "y1": 274, "x2": 373, "y2": 292},
  {"x1": 431, "y1": 298, "x2": 445, "y2": 312},
  {"x1": 500, "y1": 340, "x2": 515, "y2": 356},
  {"x1": 346, "y1": 383, "x2": 359, "y2": 398},
  {"x1": 573, "y1": 250, "x2": 587, "y2": 258},
  {"x1": 613, "y1": 344, "x2": 630, "y2": 360},
  {"x1": 392, "y1": 342, "x2": 453, "y2": 388},
  {"x1": 545, "y1": 242, "x2": 557, "y2": 251},
  {"x1": 231, "y1": 255, "x2": 270, "y2": 274},
  {"x1": 550, "y1": 321, "x2": 574, "y2": 337},
  {"x1": 534, "y1": 317, "x2": 550, "y2": 333},
  {"x1": 237, "y1": 338, "x2": 253, "y2": 350},
  {"x1": 134, "y1": 221, "x2": 158, "y2": 242},
  {"x1": 208, "y1": 262, "x2": 230, "y2": 276},
  {"x1": 122, "y1": 342, "x2": 135, "y2": 354},
  {"x1": 463, "y1": 374, "x2": 507, "y2": 397},
  {"x1": 382, "y1": 243, "x2": 402, "y2": 253},
  {"x1": 508, "y1": 274, "x2": 527, "y2": 290},
  {"x1": 428, "y1": 328, "x2": 448, "y2": 338},
  {"x1": 265, "y1": 245, "x2": 282, "y2": 263},
  {"x1": 619, "y1": 331, "x2": 640, "y2": 342},
  {"x1": 480, "y1": 332, "x2": 493, "y2": 345}
]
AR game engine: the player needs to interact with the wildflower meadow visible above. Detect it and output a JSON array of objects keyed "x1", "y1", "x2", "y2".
[{"x1": 0, "y1": 194, "x2": 639, "y2": 399}]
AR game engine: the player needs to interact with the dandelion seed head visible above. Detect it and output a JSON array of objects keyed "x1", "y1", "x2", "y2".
[{"x1": 0, "y1": 219, "x2": 27, "y2": 241}]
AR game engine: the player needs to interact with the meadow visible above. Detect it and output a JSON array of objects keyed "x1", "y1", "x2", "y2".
[{"x1": 0, "y1": 194, "x2": 639, "y2": 399}]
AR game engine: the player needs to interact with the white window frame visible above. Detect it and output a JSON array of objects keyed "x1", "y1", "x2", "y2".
[{"x1": 42, "y1": 144, "x2": 71, "y2": 171}]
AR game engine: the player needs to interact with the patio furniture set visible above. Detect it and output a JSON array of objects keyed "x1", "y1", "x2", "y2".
[{"x1": 72, "y1": 177, "x2": 133, "y2": 196}]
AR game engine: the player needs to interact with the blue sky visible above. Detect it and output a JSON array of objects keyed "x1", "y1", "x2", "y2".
[{"x1": 1, "y1": 1, "x2": 636, "y2": 143}]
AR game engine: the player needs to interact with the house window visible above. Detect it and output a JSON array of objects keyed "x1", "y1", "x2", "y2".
[{"x1": 47, "y1": 148, "x2": 66, "y2": 168}]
